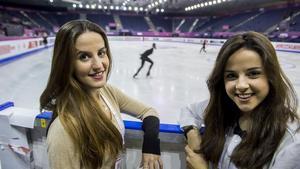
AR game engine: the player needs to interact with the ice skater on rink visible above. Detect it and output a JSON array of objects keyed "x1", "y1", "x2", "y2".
[
  {"x1": 133, "y1": 43, "x2": 156, "y2": 78},
  {"x1": 200, "y1": 39, "x2": 207, "y2": 53}
]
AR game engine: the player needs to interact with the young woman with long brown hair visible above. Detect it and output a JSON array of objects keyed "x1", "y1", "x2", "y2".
[
  {"x1": 40, "y1": 20, "x2": 163, "y2": 169},
  {"x1": 180, "y1": 31, "x2": 300, "y2": 169}
]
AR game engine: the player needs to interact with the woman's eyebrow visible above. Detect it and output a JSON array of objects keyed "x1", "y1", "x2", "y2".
[
  {"x1": 76, "y1": 51, "x2": 90, "y2": 55},
  {"x1": 224, "y1": 70, "x2": 235, "y2": 73},
  {"x1": 98, "y1": 47, "x2": 107, "y2": 51},
  {"x1": 76, "y1": 47, "x2": 106, "y2": 55},
  {"x1": 247, "y1": 67, "x2": 262, "y2": 71}
]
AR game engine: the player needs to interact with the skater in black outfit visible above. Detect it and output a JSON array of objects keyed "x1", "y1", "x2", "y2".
[
  {"x1": 42, "y1": 32, "x2": 48, "y2": 47},
  {"x1": 200, "y1": 40, "x2": 207, "y2": 53},
  {"x1": 133, "y1": 43, "x2": 156, "y2": 78}
]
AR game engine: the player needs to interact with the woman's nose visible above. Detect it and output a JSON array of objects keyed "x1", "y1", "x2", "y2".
[
  {"x1": 92, "y1": 56, "x2": 103, "y2": 69},
  {"x1": 236, "y1": 76, "x2": 249, "y2": 91}
]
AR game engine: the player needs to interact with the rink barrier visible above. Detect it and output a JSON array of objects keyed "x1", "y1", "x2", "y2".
[
  {"x1": 0, "y1": 101, "x2": 183, "y2": 134},
  {"x1": 0, "y1": 101, "x2": 14, "y2": 111},
  {"x1": 0, "y1": 37, "x2": 55, "y2": 65},
  {"x1": 0, "y1": 46, "x2": 53, "y2": 65}
]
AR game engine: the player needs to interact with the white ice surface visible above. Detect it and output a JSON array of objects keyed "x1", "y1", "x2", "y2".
[{"x1": 1, "y1": 41, "x2": 300, "y2": 124}]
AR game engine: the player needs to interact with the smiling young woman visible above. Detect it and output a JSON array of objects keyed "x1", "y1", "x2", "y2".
[
  {"x1": 180, "y1": 31, "x2": 300, "y2": 169},
  {"x1": 40, "y1": 20, "x2": 163, "y2": 169}
]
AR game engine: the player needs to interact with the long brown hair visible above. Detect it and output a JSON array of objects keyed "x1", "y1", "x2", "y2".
[
  {"x1": 201, "y1": 31, "x2": 299, "y2": 168},
  {"x1": 40, "y1": 20, "x2": 122, "y2": 168}
]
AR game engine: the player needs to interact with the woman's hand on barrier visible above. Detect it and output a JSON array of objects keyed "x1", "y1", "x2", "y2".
[
  {"x1": 186, "y1": 128, "x2": 202, "y2": 151},
  {"x1": 185, "y1": 145, "x2": 208, "y2": 169},
  {"x1": 140, "y1": 153, "x2": 163, "y2": 169}
]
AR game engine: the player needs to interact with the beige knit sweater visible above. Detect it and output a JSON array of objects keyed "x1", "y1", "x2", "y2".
[{"x1": 47, "y1": 84, "x2": 158, "y2": 169}]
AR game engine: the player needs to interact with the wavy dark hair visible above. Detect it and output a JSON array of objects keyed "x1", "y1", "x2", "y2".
[
  {"x1": 40, "y1": 20, "x2": 122, "y2": 168},
  {"x1": 200, "y1": 31, "x2": 299, "y2": 169}
]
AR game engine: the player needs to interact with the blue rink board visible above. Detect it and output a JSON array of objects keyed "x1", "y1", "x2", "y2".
[{"x1": 0, "y1": 101, "x2": 183, "y2": 134}]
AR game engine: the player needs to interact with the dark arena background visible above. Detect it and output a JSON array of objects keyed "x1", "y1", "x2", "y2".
[{"x1": 0, "y1": 0, "x2": 300, "y2": 169}]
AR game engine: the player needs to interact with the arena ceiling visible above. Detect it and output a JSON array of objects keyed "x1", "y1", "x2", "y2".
[{"x1": 1, "y1": 0, "x2": 299, "y2": 15}]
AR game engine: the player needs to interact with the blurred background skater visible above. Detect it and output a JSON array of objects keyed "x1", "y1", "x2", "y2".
[
  {"x1": 42, "y1": 32, "x2": 48, "y2": 47},
  {"x1": 199, "y1": 40, "x2": 207, "y2": 53},
  {"x1": 133, "y1": 43, "x2": 156, "y2": 78}
]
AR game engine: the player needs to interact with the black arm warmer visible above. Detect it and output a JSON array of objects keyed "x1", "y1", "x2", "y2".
[{"x1": 142, "y1": 116, "x2": 161, "y2": 155}]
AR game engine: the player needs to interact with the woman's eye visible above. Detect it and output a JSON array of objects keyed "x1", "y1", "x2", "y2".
[
  {"x1": 98, "y1": 51, "x2": 105, "y2": 56},
  {"x1": 224, "y1": 73, "x2": 236, "y2": 80},
  {"x1": 78, "y1": 54, "x2": 89, "y2": 61},
  {"x1": 248, "y1": 71, "x2": 261, "y2": 78},
  {"x1": 98, "y1": 49, "x2": 107, "y2": 57}
]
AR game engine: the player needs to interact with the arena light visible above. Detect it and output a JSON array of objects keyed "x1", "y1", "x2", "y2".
[
  {"x1": 147, "y1": 0, "x2": 167, "y2": 11},
  {"x1": 62, "y1": 0, "x2": 81, "y2": 4},
  {"x1": 185, "y1": 0, "x2": 228, "y2": 12}
]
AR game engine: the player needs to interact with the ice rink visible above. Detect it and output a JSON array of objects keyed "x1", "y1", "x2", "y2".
[{"x1": 1, "y1": 40, "x2": 300, "y2": 124}]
